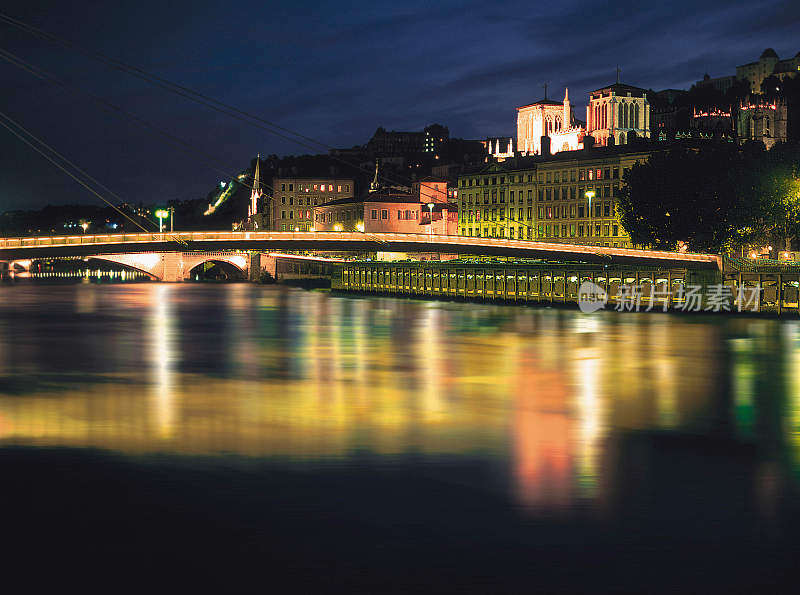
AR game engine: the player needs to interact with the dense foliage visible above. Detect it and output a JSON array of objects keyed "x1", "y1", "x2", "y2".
[{"x1": 618, "y1": 142, "x2": 800, "y2": 253}]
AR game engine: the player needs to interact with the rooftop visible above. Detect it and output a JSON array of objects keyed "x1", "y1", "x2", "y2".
[
  {"x1": 461, "y1": 143, "x2": 656, "y2": 175},
  {"x1": 590, "y1": 83, "x2": 647, "y2": 96},
  {"x1": 517, "y1": 98, "x2": 563, "y2": 110}
]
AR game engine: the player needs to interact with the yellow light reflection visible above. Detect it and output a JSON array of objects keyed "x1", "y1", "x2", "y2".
[{"x1": 150, "y1": 284, "x2": 176, "y2": 437}]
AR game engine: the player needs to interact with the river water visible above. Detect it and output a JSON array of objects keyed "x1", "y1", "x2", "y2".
[{"x1": 1, "y1": 283, "x2": 798, "y2": 592}]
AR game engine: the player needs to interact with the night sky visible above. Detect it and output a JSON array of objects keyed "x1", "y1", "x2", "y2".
[{"x1": 0, "y1": 0, "x2": 798, "y2": 211}]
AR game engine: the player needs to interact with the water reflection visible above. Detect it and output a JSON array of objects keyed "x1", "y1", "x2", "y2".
[{"x1": 0, "y1": 284, "x2": 799, "y2": 516}]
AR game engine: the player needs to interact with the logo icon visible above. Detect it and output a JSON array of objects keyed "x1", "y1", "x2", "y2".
[{"x1": 577, "y1": 281, "x2": 608, "y2": 313}]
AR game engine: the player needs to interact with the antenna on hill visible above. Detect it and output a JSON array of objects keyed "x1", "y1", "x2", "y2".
[
  {"x1": 616, "y1": 66, "x2": 621, "y2": 84},
  {"x1": 543, "y1": 81, "x2": 549, "y2": 99}
]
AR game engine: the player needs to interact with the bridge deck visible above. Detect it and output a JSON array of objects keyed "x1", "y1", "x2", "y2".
[{"x1": 0, "y1": 231, "x2": 721, "y2": 269}]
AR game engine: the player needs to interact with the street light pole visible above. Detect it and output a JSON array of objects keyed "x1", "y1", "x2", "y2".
[
  {"x1": 155, "y1": 209, "x2": 169, "y2": 234},
  {"x1": 585, "y1": 190, "x2": 595, "y2": 244},
  {"x1": 427, "y1": 203, "x2": 435, "y2": 242},
  {"x1": 169, "y1": 207, "x2": 174, "y2": 232}
]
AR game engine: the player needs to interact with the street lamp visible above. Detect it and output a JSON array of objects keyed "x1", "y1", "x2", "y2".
[
  {"x1": 427, "y1": 203, "x2": 435, "y2": 241},
  {"x1": 81, "y1": 221, "x2": 88, "y2": 234},
  {"x1": 584, "y1": 190, "x2": 595, "y2": 243},
  {"x1": 155, "y1": 209, "x2": 169, "y2": 233}
]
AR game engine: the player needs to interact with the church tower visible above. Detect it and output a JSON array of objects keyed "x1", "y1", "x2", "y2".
[{"x1": 586, "y1": 82, "x2": 650, "y2": 146}]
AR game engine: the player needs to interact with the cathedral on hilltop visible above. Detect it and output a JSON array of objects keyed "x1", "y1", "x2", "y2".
[
  {"x1": 586, "y1": 83, "x2": 651, "y2": 147},
  {"x1": 517, "y1": 88, "x2": 584, "y2": 155},
  {"x1": 511, "y1": 80, "x2": 651, "y2": 158}
]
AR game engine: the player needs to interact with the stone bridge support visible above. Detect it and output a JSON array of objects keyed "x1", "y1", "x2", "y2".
[{"x1": 90, "y1": 252, "x2": 250, "y2": 282}]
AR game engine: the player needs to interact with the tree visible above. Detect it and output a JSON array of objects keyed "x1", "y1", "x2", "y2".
[
  {"x1": 619, "y1": 145, "x2": 744, "y2": 252},
  {"x1": 618, "y1": 142, "x2": 800, "y2": 253}
]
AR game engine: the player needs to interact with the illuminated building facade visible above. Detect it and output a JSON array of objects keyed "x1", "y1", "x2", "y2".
[
  {"x1": 456, "y1": 146, "x2": 653, "y2": 247},
  {"x1": 272, "y1": 177, "x2": 354, "y2": 231},
  {"x1": 517, "y1": 89, "x2": 583, "y2": 155},
  {"x1": 586, "y1": 83, "x2": 651, "y2": 147},
  {"x1": 737, "y1": 48, "x2": 800, "y2": 93},
  {"x1": 312, "y1": 190, "x2": 457, "y2": 235},
  {"x1": 737, "y1": 97, "x2": 788, "y2": 149},
  {"x1": 690, "y1": 108, "x2": 734, "y2": 138}
]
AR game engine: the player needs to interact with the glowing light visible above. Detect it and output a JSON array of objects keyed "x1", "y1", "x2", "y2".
[{"x1": 356, "y1": 222, "x2": 365, "y2": 232}]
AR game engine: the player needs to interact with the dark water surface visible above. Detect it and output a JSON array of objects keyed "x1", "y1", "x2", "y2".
[{"x1": 1, "y1": 284, "x2": 798, "y2": 592}]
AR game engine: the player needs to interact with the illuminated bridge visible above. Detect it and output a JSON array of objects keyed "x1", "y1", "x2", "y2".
[{"x1": 0, "y1": 230, "x2": 721, "y2": 282}]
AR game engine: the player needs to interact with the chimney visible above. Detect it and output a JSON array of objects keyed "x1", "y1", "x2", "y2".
[{"x1": 583, "y1": 136, "x2": 595, "y2": 151}]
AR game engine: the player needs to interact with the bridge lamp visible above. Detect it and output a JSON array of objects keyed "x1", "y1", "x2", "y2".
[
  {"x1": 155, "y1": 209, "x2": 169, "y2": 233},
  {"x1": 356, "y1": 222, "x2": 364, "y2": 233},
  {"x1": 427, "y1": 203, "x2": 435, "y2": 240},
  {"x1": 81, "y1": 222, "x2": 89, "y2": 234}
]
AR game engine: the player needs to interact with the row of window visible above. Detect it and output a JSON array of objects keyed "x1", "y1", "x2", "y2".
[
  {"x1": 281, "y1": 196, "x2": 321, "y2": 206},
  {"x1": 314, "y1": 210, "x2": 361, "y2": 223},
  {"x1": 307, "y1": 208, "x2": 424, "y2": 223},
  {"x1": 460, "y1": 201, "x2": 615, "y2": 223},
  {"x1": 460, "y1": 222, "x2": 620, "y2": 239},
  {"x1": 279, "y1": 223, "x2": 312, "y2": 231},
  {"x1": 460, "y1": 184, "x2": 619, "y2": 205},
  {"x1": 459, "y1": 167, "x2": 626, "y2": 187},
  {"x1": 280, "y1": 210, "x2": 313, "y2": 220},
  {"x1": 279, "y1": 183, "x2": 350, "y2": 193}
]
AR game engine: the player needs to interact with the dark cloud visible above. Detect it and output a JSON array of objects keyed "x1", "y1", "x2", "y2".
[{"x1": 0, "y1": 0, "x2": 797, "y2": 211}]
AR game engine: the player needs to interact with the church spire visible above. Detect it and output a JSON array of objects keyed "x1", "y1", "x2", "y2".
[
  {"x1": 370, "y1": 159, "x2": 380, "y2": 192},
  {"x1": 253, "y1": 153, "x2": 260, "y2": 192},
  {"x1": 249, "y1": 153, "x2": 262, "y2": 218}
]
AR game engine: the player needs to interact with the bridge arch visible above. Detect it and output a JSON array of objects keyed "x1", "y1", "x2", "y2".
[
  {"x1": 180, "y1": 252, "x2": 249, "y2": 281},
  {"x1": 88, "y1": 254, "x2": 163, "y2": 280},
  {"x1": 187, "y1": 258, "x2": 247, "y2": 281}
]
